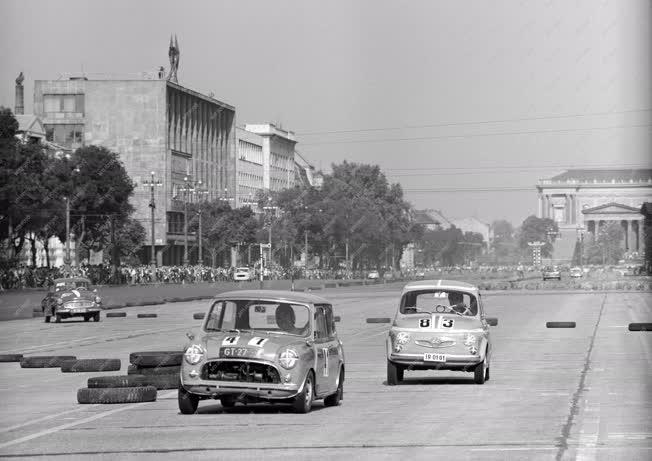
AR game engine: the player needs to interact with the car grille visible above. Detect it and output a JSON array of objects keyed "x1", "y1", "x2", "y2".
[
  {"x1": 64, "y1": 301, "x2": 94, "y2": 308},
  {"x1": 201, "y1": 361, "x2": 281, "y2": 384}
]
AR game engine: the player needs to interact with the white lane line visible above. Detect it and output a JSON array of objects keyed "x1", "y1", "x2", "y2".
[
  {"x1": 471, "y1": 447, "x2": 557, "y2": 452},
  {"x1": 0, "y1": 390, "x2": 176, "y2": 450},
  {"x1": 0, "y1": 406, "x2": 99, "y2": 433}
]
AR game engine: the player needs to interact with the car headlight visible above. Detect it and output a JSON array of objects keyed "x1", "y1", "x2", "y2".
[
  {"x1": 184, "y1": 344, "x2": 204, "y2": 365},
  {"x1": 464, "y1": 334, "x2": 478, "y2": 347},
  {"x1": 95, "y1": 296, "x2": 102, "y2": 304},
  {"x1": 278, "y1": 349, "x2": 299, "y2": 369},
  {"x1": 396, "y1": 332, "x2": 411, "y2": 345}
]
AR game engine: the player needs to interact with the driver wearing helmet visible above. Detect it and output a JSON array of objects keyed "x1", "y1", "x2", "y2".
[
  {"x1": 276, "y1": 303, "x2": 299, "y2": 334},
  {"x1": 448, "y1": 291, "x2": 471, "y2": 315}
]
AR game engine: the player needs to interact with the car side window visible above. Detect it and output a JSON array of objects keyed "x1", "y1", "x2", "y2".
[
  {"x1": 318, "y1": 304, "x2": 336, "y2": 339},
  {"x1": 314, "y1": 307, "x2": 328, "y2": 341}
]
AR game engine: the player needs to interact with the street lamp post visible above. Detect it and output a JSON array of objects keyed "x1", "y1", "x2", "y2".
[
  {"x1": 262, "y1": 197, "x2": 278, "y2": 272},
  {"x1": 179, "y1": 176, "x2": 196, "y2": 266},
  {"x1": 61, "y1": 154, "x2": 80, "y2": 275},
  {"x1": 143, "y1": 172, "x2": 162, "y2": 267}
]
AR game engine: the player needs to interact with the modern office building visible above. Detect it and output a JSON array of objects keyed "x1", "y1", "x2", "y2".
[{"x1": 33, "y1": 76, "x2": 236, "y2": 265}]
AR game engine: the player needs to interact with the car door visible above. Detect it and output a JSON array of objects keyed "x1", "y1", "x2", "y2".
[
  {"x1": 313, "y1": 305, "x2": 337, "y2": 395},
  {"x1": 477, "y1": 293, "x2": 491, "y2": 358},
  {"x1": 322, "y1": 305, "x2": 342, "y2": 384}
]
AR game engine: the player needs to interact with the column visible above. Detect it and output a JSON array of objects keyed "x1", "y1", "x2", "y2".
[
  {"x1": 624, "y1": 220, "x2": 630, "y2": 251},
  {"x1": 538, "y1": 194, "x2": 543, "y2": 218},
  {"x1": 628, "y1": 220, "x2": 637, "y2": 253},
  {"x1": 565, "y1": 195, "x2": 570, "y2": 224},
  {"x1": 571, "y1": 195, "x2": 576, "y2": 224}
]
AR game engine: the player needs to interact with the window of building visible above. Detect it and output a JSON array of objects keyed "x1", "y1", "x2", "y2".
[
  {"x1": 43, "y1": 94, "x2": 84, "y2": 113},
  {"x1": 44, "y1": 124, "x2": 84, "y2": 148},
  {"x1": 166, "y1": 212, "x2": 184, "y2": 234}
]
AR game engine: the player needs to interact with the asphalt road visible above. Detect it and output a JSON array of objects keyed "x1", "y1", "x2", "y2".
[{"x1": 0, "y1": 285, "x2": 650, "y2": 460}]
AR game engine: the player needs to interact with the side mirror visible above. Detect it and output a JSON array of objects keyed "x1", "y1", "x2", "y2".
[
  {"x1": 193, "y1": 312, "x2": 205, "y2": 320},
  {"x1": 486, "y1": 317, "x2": 498, "y2": 326},
  {"x1": 366, "y1": 317, "x2": 391, "y2": 324}
]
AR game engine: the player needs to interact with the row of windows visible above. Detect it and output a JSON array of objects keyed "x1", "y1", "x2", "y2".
[
  {"x1": 43, "y1": 94, "x2": 85, "y2": 114},
  {"x1": 45, "y1": 124, "x2": 84, "y2": 148},
  {"x1": 238, "y1": 171, "x2": 263, "y2": 189},
  {"x1": 238, "y1": 140, "x2": 263, "y2": 164},
  {"x1": 270, "y1": 152, "x2": 292, "y2": 169}
]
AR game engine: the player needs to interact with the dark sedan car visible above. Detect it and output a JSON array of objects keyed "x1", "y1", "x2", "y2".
[
  {"x1": 41, "y1": 277, "x2": 102, "y2": 323},
  {"x1": 542, "y1": 266, "x2": 561, "y2": 281}
]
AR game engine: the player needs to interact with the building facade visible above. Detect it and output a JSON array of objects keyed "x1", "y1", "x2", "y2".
[
  {"x1": 243, "y1": 124, "x2": 297, "y2": 192},
  {"x1": 536, "y1": 169, "x2": 652, "y2": 261},
  {"x1": 34, "y1": 77, "x2": 236, "y2": 266},
  {"x1": 235, "y1": 127, "x2": 265, "y2": 207}
]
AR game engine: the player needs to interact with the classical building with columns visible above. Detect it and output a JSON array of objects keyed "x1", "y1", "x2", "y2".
[{"x1": 536, "y1": 169, "x2": 652, "y2": 262}]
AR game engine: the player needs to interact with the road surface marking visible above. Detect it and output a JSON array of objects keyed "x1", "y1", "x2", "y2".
[
  {"x1": 0, "y1": 391, "x2": 176, "y2": 449},
  {"x1": 0, "y1": 406, "x2": 99, "y2": 433}
]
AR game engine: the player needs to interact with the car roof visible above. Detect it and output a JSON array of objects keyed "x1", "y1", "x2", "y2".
[
  {"x1": 401, "y1": 279, "x2": 479, "y2": 294},
  {"x1": 53, "y1": 277, "x2": 91, "y2": 284},
  {"x1": 214, "y1": 289, "x2": 332, "y2": 305}
]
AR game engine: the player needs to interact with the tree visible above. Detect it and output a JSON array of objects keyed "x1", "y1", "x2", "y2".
[
  {"x1": 583, "y1": 222, "x2": 624, "y2": 265},
  {"x1": 518, "y1": 215, "x2": 558, "y2": 257},
  {"x1": 102, "y1": 217, "x2": 146, "y2": 265}
]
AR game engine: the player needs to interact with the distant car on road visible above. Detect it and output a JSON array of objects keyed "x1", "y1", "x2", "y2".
[
  {"x1": 367, "y1": 270, "x2": 379, "y2": 280},
  {"x1": 415, "y1": 267, "x2": 426, "y2": 279},
  {"x1": 374, "y1": 280, "x2": 492, "y2": 385},
  {"x1": 233, "y1": 267, "x2": 253, "y2": 281},
  {"x1": 41, "y1": 277, "x2": 102, "y2": 323},
  {"x1": 179, "y1": 290, "x2": 345, "y2": 414},
  {"x1": 569, "y1": 267, "x2": 583, "y2": 278},
  {"x1": 542, "y1": 266, "x2": 561, "y2": 281}
]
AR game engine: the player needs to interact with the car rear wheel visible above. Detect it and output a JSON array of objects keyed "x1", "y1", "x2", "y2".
[
  {"x1": 324, "y1": 367, "x2": 344, "y2": 407},
  {"x1": 473, "y1": 360, "x2": 486, "y2": 384},
  {"x1": 93, "y1": 312, "x2": 100, "y2": 322},
  {"x1": 83, "y1": 315, "x2": 90, "y2": 322},
  {"x1": 44, "y1": 316, "x2": 50, "y2": 323},
  {"x1": 293, "y1": 371, "x2": 314, "y2": 413},
  {"x1": 178, "y1": 386, "x2": 199, "y2": 414},
  {"x1": 387, "y1": 360, "x2": 403, "y2": 385},
  {"x1": 220, "y1": 395, "x2": 237, "y2": 408},
  {"x1": 55, "y1": 314, "x2": 62, "y2": 323}
]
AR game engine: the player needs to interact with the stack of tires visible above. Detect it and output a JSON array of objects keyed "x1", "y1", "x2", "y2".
[{"x1": 77, "y1": 352, "x2": 182, "y2": 404}]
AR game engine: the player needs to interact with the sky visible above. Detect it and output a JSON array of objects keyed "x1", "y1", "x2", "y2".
[{"x1": 1, "y1": 0, "x2": 650, "y2": 226}]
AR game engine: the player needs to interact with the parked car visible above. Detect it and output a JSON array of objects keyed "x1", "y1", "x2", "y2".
[
  {"x1": 179, "y1": 290, "x2": 345, "y2": 414},
  {"x1": 41, "y1": 277, "x2": 102, "y2": 323},
  {"x1": 233, "y1": 267, "x2": 253, "y2": 281},
  {"x1": 569, "y1": 267, "x2": 583, "y2": 278},
  {"x1": 374, "y1": 280, "x2": 492, "y2": 385},
  {"x1": 542, "y1": 266, "x2": 561, "y2": 281}
]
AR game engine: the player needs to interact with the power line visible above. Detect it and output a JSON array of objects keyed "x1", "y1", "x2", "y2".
[
  {"x1": 404, "y1": 187, "x2": 536, "y2": 193},
  {"x1": 302, "y1": 123, "x2": 652, "y2": 146},
  {"x1": 297, "y1": 108, "x2": 651, "y2": 136},
  {"x1": 386, "y1": 163, "x2": 651, "y2": 177},
  {"x1": 383, "y1": 162, "x2": 650, "y2": 172}
]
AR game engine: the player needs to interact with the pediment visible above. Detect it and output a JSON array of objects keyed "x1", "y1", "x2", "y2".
[{"x1": 582, "y1": 202, "x2": 640, "y2": 214}]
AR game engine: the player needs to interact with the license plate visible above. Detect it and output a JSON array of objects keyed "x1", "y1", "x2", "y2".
[
  {"x1": 71, "y1": 309, "x2": 87, "y2": 313},
  {"x1": 219, "y1": 347, "x2": 258, "y2": 358},
  {"x1": 423, "y1": 353, "x2": 446, "y2": 362}
]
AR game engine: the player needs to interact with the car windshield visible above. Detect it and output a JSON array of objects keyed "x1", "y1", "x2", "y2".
[
  {"x1": 205, "y1": 299, "x2": 311, "y2": 337},
  {"x1": 400, "y1": 289, "x2": 478, "y2": 316},
  {"x1": 55, "y1": 281, "x2": 88, "y2": 292}
]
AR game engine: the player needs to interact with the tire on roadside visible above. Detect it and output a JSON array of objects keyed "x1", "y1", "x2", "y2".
[
  {"x1": 0, "y1": 354, "x2": 23, "y2": 362},
  {"x1": 77, "y1": 386, "x2": 157, "y2": 404},
  {"x1": 127, "y1": 364, "x2": 181, "y2": 376},
  {"x1": 87, "y1": 375, "x2": 147, "y2": 388},
  {"x1": 141, "y1": 373, "x2": 180, "y2": 390},
  {"x1": 106, "y1": 312, "x2": 127, "y2": 318},
  {"x1": 20, "y1": 356, "x2": 77, "y2": 368},
  {"x1": 61, "y1": 358, "x2": 121, "y2": 373},
  {"x1": 129, "y1": 351, "x2": 183, "y2": 368}
]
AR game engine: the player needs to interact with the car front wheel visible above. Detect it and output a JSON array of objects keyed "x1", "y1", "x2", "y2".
[
  {"x1": 178, "y1": 386, "x2": 199, "y2": 414},
  {"x1": 293, "y1": 371, "x2": 314, "y2": 413},
  {"x1": 324, "y1": 367, "x2": 344, "y2": 407},
  {"x1": 387, "y1": 360, "x2": 403, "y2": 385},
  {"x1": 473, "y1": 360, "x2": 487, "y2": 384}
]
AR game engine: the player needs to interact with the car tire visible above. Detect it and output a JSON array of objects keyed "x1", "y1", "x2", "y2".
[
  {"x1": 387, "y1": 360, "x2": 403, "y2": 385},
  {"x1": 127, "y1": 364, "x2": 181, "y2": 376},
  {"x1": 129, "y1": 351, "x2": 183, "y2": 368},
  {"x1": 293, "y1": 371, "x2": 314, "y2": 413},
  {"x1": 324, "y1": 367, "x2": 344, "y2": 407},
  {"x1": 485, "y1": 366, "x2": 490, "y2": 382},
  {"x1": 178, "y1": 386, "x2": 199, "y2": 414},
  {"x1": 93, "y1": 313, "x2": 100, "y2": 322},
  {"x1": 220, "y1": 395, "x2": 237, "y2": 408},
  {"x1": 44, "y1": 316, "x2": 50, "y2": 323},
  {"x1": 83, "y1": 315, "x2": 90, "y2": 322},
  {"x1": 61, "y1": 358, "x2": 121, "y2": 373},
  {"x1": 141, "y1": 373, "x2": 180, "y2": 390},
  {"x1": 0, "y1": 354, "x2": 23, "y2": 362},
  {"x1": 55, "y1": 314, "x2": 61, "y2": 323},
  {"x1": 473, "y1": 360, "x2": 486, "y2": 385},
  {"x1": 77, "y1": 386, "x2": 157, "y2": 404},
  {"x1": 88, "y1": 375, "x2": 148, "y2": 388},
  {"x1": 20, "y1": 355, "x2": 76, "y2": 368}
]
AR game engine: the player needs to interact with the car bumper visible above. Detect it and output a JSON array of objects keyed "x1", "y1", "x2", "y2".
[
  {"x1": 60, "y1": 307, "x2": 101, "y2": 315},
  {"x1": 389, "y1": 352, "x2": 484, "y2": 370},
  {"x1": 181, "y1": 377, "x2": 302, "y2": 399}
]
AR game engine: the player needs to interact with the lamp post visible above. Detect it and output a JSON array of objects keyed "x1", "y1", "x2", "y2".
[
  {"x1": 179, "y1": 176, "x2": 196, "y2": 266},
  {"x1": 262, "y1": 197, "x2": 278, "y2": 270},
  {"x1": 143, "y1": 171, "x2": 162, "y2": 267},
  {"x1": 546, "y1": 227, "x2": 559, "y2": 265},
  {"x1": 61, "y1": 154, "x2": 80, "y2": 275}
]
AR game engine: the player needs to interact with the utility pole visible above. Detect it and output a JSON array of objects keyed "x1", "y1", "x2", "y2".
[
  {"x1": 143, "y1": 171, "x2": 162, "y2": 268},
  {"x1": 180, "y1": 176, "x2": 195, "y2": 266},
  {"x1": 64, "y1": 197, "x2": 71, "y2": 275},
  {"x1": 304, "y1": 230, "x2": 308, "y2": 274}
]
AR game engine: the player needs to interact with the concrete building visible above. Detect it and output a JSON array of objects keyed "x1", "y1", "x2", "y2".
[
  {"x1": 243, "y1": 124, "x2": 297, "y2": 192},
  {"x1": 536, "y1": 169, "x2": 652, "y2": 261},
  {"x1": 449, "y1": 216, "x2": 493, "y2": 250},
  {"x1": 33, "y1": 76, "x2": 236, "y2": 266},
  {"x1": 235, "y1": 127, "x2": 264, "y2": 208}
]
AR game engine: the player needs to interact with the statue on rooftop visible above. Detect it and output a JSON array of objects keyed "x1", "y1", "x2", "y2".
[{"x1": 167, "y1": 35, "x2": 180, "y2": 83}]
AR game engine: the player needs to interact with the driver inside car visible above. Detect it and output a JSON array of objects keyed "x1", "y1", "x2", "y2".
[
  {"x1": 275, "y1": 303, "x2": 301, "y2": 334},
  {"x1": 448, "y1": 292, "x2": 470, "y2": 315}
]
